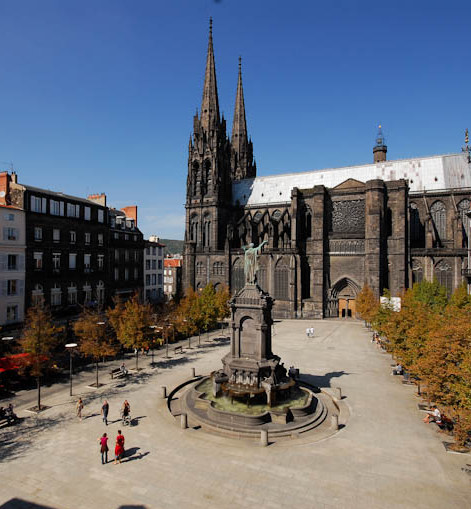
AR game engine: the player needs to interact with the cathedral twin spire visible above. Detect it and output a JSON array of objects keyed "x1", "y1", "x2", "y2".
[{"x1": 195, "y1": 19, "x2": 255, "y2": 180}]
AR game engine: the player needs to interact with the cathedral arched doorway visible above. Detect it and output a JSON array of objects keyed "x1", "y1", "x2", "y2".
[{"x1": 328, "y1": 278, "x2": 361, "y2": 318}]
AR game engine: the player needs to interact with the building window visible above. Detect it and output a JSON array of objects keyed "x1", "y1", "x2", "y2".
[
  {"x1": 50, "y1": 200, "x2": 62, "y2": 216},
  {"x1": 70, "y1": 231, "x2": 76, "y2": 243},
  {"x1": 151, "y1": 274, "x2": 156, "y2": 285},
  {"x1": 7, "y1": 254, "x2": 18, "y2": 271},
  {"x1": 124, "y1": 268, "x2": 129, "y2": 280},
  {"x1": 196, "y1": 261, "x2": 205, "y2": 275},
  {"x1": 146, "y1": 260, "x2": 151, "y2": 270},
  {"x1": 83, "y1": 283, "x2": 92, "y2": 303},
  {"x1": 125, "y1": 234, "x2": 129, "y2": 241},
  {"x1": 4, "y1": 213, "x2": 14, "y2": 221},
  {"x1": 31, "y1": 195, "x2": 46, "y2": 213},
  {"x1": 7, "y1": 279, "x2": 17, "y2": 296},
  {"x1": 435, "y1": 260, "x2": 453, "y2": 295},
  {"x1": 67, "y1": 203, "x2": 80, "y2": 218},
  {"x1": 213, "y1": 262, "x2": 224, "y2": 275},
  {"x1": 84, "y1": 206, "x2": 91, "y2": 221},
  {"x1": 3, "y1": 227, "x2": 18, "y2": 241},
  {"x1": 98, "y1": 254, "x2": 104, "y2": 270},
  {"x1": 410, "y1": 203, "x2": 425, "y2": 247},
  {"x1": 203, "y1": 215, "x2": 211, "y2": 247},
  {"x1": 96, "y1": 281, "x2": 105, "y2": 304},
  {"x1": 133, "y1": 235, "x2": 137, "y2": 241},
  {"x1": 85, "y1": 232, "x2": 91, "y2": 245},
  {"x1": 51, "y1": 283, "x2": 62, "y2": 306},
  {"x1": 6, "y1": 305, "x2": 18, "y2": 323},
  {"x1": 151, "y1": 260, "x2": 156, "y2": 270},
  {"x1": 158, "y1": 273, "x2": 162, "y2": 285},
  {"x1": 412, "y1": 261, "x2": 423, "y2": 285},
  {"x1": 114, "y1": 267, "x2": 119, "y2": 280},
  {"x1": 231, "y1": 259, "x2": 244, "y2": 293},
  {"x1": 69, "y1": 253, "x2": 77, "y2": 270},
  {"x1": 134, "y1": 251, "x2": 139, "y2": 262},
  {"x1": 52, "y1": 253, "x2": 61, "y2": 271},
  {"x1": 84, "y1": 254, "x2": 91, "y2": 272},
  {"x1": 114, "y1": 233, "x2": 119, "y2": 240},
  {"x1": 32, "y1": 284, "x2": 44, "y2": 306},
  {"x1": 146, "y1": 274, "x2": 151, "y2": 286},
  {"x1": 125, "y1": 250, "x2": 129, "y2": 262},
  {"x1": 430, "y1": 201, "x2": 446, "y2": 244},
  {"x1": 34, "y1": 227, "x2": 42, "y2": 241},
  {"x1": 98, "y1": 233, "x2": 103, "y2": 246},
  {"x1": 134, "y1": 268, "x2": 138, "y2": 280},
  {"x1": 53, "y1": 228, "x2": 60, "y2": 242},
  {"x1": 34, "y1": 252, "x2": 43, "y2": 270},
  {"x1": 458, "y1": 199, "x2": 470, "y2": 248},
  {"x1": 114, "y1": 249, "x2": 119, "y2": 262},
  {"x1": 274, "y1": 261, "x2": 289, "y2": 300},
  {"x1": 158, "y1": 260, "x2": 162, "y2": 270},
  {"x1": 68, "y1": 283, "x2": 78, "y2": 305},
  {"x1": 98, "y1": 210, "x2": 104, "y2": 223}
]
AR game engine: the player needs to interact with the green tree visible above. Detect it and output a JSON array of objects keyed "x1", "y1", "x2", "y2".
[
  {"x1": 18, "y1": 304, "x2": 60, "y2": 410},
  {"x1": 107, "y1": 295, "x2": 153, "y2": 370},
  {"x1": 74, "y1": 309, "x2": 117, "y2": 387}
]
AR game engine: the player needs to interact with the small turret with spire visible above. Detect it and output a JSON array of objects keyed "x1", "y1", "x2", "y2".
[
  {"x1": 462, "y1": 128, "x2": 470, "y2": 163},
  {"x1": 373, "y1": 124, "x2": 387, "y2": 163},
  {"x1": 231, "y1": 57, "x2": 255, "y2": 180}
]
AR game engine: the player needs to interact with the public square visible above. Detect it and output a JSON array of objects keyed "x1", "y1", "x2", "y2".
[{"x1": 0, "y1": 320, "x2": 469, "y2": 509}]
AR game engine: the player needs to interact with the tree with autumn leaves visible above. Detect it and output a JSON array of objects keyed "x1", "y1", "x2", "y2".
[
  {"x1": 366, "y1": 281, "x2": 471, "y2": 447},
  {"x1": 74, "y1": 308, "x2": 118, "y2": 387},
  {"x1": 18, "y1": 304, "x2": 61, "y2": 411},
  {"x1": 107, "y1": 295, "x2": 153, "y2": 370}
]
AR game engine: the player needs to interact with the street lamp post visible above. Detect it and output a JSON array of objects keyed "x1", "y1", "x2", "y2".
[
  {"x1": 65, "y1": 343, "x2": 78, "y2": 396},
  {"x1": 149, "y1": 325, "x2": 157, "y2": 366}
]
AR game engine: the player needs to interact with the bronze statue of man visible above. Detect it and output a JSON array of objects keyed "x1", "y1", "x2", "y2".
[{"x1": 242, "y1": 240, "x2": 268, "y2": 284}]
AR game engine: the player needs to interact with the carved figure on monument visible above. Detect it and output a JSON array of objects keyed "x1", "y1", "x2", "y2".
[{"x1": 242, "y1": 240, "x2": 268, "y2": 284}]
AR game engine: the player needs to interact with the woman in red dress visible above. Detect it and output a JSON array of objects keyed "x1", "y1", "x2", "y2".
[{"x1": 114, "y1": 430, "x2": 125, "y2": 464}]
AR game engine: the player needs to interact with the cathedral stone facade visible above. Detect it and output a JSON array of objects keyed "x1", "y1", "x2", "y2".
[{"x1": 183, "y1": 22, "x2": 471, "y2": 319}]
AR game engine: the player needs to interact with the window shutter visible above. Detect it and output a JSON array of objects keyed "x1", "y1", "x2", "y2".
[
  {"x1": 30, "y1": 195, "x2": 35, "y2": 211},
  {"x1": 18, "y1": 255, "x2": 25, "y2": 271},
  {"x1": 42, "y1": 198, "x2": 47, "y2": 213},
  {"x1": 18, "y1": 280, "x2": 24, "y2": 296},
  {"x1": 76, "y1": 204, "x2": 80, "y2": 217},
  {"x1": 0, "y1": 253, "x2": 6, "y2": 270},
  {"x1": 60, "y1": 201, "x2": 65, "y2": 216},
  {"x1": 0, "y1": 280, "x2": 7, "y2": 296}
]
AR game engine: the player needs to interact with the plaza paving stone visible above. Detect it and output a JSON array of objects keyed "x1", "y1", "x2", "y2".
[{"x1": 0, "y1": 320, "x2": 470, "y2": 509}]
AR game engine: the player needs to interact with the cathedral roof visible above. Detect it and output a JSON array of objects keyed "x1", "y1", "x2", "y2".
[{"x1": 232, "y1": 153, "x2": 471, "y2": 206}]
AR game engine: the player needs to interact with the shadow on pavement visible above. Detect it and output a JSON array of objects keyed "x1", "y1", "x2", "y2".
[
  {"x1": 0, "y1": 498, "x2": 57, "y2": 508},
  {"x1": 301, "y1": 371, "x2": 350, "y2": 388},
  {"x1": 122, "y1": 447, "x2": 150, "y2": 462}
]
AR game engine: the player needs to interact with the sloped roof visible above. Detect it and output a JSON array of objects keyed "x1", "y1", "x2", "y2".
[{"x1": 232, "y1": 153, "x2": 471, "y2": 206}]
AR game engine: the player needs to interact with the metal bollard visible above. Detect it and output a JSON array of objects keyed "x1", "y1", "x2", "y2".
[
  {"x1": 260, "y1": 429, "x2": 268, "y2": 446},
  {"x1": 331, "y1": 414, "x2": 339, "y2": 430},
  {"x1": 333, "y1": 387, "x2": 342, "y2": 400},
  {"x1": 191, "y1": 367, "x2": 196, "y2": 378},
  {"x1": 180, "y1": 413, "x2": 188, "y2": 429},
  {"x1": 160, "y1": 386, "x2": 167, "y2": 399}
]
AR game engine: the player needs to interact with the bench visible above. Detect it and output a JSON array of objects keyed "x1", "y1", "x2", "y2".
[
  {"x1": 174, "y1": 346, "x2": 183, "y2": 355},
  {"x1": 110, "y1": 368, "x2": 126, "y2": 379},
  {"x1": 0, "y1": 414, "x2": 18, "y2": 427}
]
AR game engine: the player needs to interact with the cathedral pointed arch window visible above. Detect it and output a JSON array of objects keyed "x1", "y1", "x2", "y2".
[
  {"x1": 458, "y1": 199, "x2": 470, "y2": 247},
  {"x1": 202, "y1": 214, "x2": 211, "y2": 247},
  {"x1": 435, "y1": 260, "x2": 452, "y2": 295},
  {"x1": 430, "y1": 201, "x2": 446, "y2": 244},
  {"x1": 190, "y1": 214, "x2": 198, "y2": 243},
  {"x1": 274, "y1": 258, "x2": 289, "y2": 300},
  {"x1": 411, "y1": 260, "x2": 423, "y2": 285},
  {"x1": 196, "y1": 261, "x2": 205, "y2": 276},
  {"x1": 192, "y1": 162, "x2": 199, "y2": 197},
  {"x1": 231, "y1": 258, "x2": 244, "y2": 293},
  {"x1": 203, "y1": 160, "x2": 211, "y2": 195},
  {"x1": 213, "y1": 261, "x2": 224, "y2": 276},
  {"x1": 300, "y1": 205, "x2": 312, "y2": 240},
  {"x1": 410, "y1": 203, "x2": 425, "y2": 248}
]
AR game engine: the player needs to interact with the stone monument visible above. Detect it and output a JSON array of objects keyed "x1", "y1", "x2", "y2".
[{"x1": 214, "y1": 241, "x2": 290, "y2": 406}]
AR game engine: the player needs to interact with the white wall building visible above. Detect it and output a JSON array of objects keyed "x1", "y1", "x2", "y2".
[
  {"x1": 144, "y1": 235, "x2": 164, "y2": 303},
  {"x1": 0, "y1": 205, "x2": 26, "y2": 327}
]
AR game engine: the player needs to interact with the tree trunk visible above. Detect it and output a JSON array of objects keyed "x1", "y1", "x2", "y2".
[
  {"x1": 96, "y1": 360, "x2": 99, "y2": 387},
  {"x1": 136, "y1": 350, "x2": 139, "y2": 371},
  {"x1": 37, "y1": 376, "x2": 41, "y2": 410}
]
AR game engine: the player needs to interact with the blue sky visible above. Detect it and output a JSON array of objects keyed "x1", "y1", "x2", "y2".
[{"x1": 0, "y1": 0, "x2": 470, "y2": 239}]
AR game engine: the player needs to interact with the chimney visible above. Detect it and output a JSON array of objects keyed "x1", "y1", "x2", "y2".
[
  {"x1": 121, "y1": 205, "x2": 138, "y2": 226},
  {"x1": 87, "y1": 193, "x2": 107, "y2": 206},
  {"x1": 0, "y1": 171, "x2": 11, "y2": 206}
]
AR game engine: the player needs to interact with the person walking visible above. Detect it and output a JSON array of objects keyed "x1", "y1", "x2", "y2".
[
  {"x1": 114, "y1": 430, "x2": 125, "y2": 464},
  {"x1": 98, "y1": 433, "x2": 109, "y2": 464},
  {"x1": 101, "y1": 400, "x2": 109, "y2": 425},
  {"x1": 76, "y1": 398, "x2": 84, "y2": 421}
]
